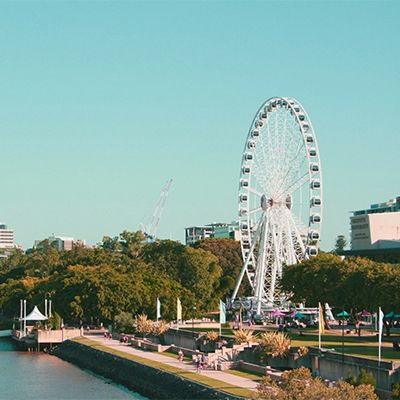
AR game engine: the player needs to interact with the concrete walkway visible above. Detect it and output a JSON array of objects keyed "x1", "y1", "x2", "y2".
[{"x1": 86, "y1": 335, "x2": 259, "y2": 391}]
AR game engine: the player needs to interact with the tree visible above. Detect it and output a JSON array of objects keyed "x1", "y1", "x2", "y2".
[
  {"x1": 334, "y1": 235, "x2": 347, "y2": 253},
  {"x1": 193, "y1": 238, "x2": 246, "y2": 298},
  {"x1": 281, "y1": 253, "x2": 400, "y2": 313}
]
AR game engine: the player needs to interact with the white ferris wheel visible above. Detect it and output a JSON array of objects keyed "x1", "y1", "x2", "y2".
[{"x1": 231, "y1": 97, "x2": 323, "y2": 315}]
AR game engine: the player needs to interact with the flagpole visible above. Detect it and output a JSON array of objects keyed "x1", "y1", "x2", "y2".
[
  {"x1": 378, "y1": 306, "x2": 382, "y2": 365},
  {"x1": 318, "y1": 302, "x2": 322, "y2": 351},
  {"x1": 219, "y1": 300, "x2": 226, "y2": 341}
]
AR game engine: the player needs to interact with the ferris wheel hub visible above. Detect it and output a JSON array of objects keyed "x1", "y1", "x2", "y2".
[{"x1": 261, "y1": 194, "x2": 269, "y2": 210}]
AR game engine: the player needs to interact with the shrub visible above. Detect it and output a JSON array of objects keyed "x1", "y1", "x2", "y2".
[
  {"x1": 259, "y1": 331, "x2": 291, "y2": 359},
  {"x1": 135, "y1": 314, "x2": 153, "y2": 336},
  {"x1": 296, "y1": 346, "x2": 309, "y2": 357},
  {"x1": 205, "y1": 331, "x2": 219, "y2": 342},
  {"x1": 234, "y1": 329, "x2": 255, "y2": 344},
  {"x1": 358, "y1": 369, "x2": 376, "y2": 388},
  {"x1": 114, "y1": 311, "x2": 135, "y2": 333},
  {"x1": 392, "y1": 382, "x2": 400, "y2": 399},
  {"x1": 346, "y1": 369, "x2": 376, "y2": 388},
  {"x1": 152, "y1": 320, "x2": 169, "y2": 336},
  {"x1": 48, "y1": 312, "x2": 62, "y2": 330}
]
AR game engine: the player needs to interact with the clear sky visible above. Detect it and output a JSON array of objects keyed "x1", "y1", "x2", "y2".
[{"x1": 0, "y1": 1, "x2": 399, "y2": 250}]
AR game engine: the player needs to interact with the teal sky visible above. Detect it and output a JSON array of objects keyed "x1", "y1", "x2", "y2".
[{"x1": 1, "y1": 1, "x2": 399, "y2": 250}]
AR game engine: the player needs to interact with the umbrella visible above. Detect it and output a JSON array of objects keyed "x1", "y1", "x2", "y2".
[
  {"x1": 394, "y1": 314, "x2": 400, "y2": 319},
  {"x1": 385, "y1": 311, "x2": 395, "y2": 318},
  {"x1": 360, "y1": 309, "x2": 371, "y2": 317},
  {"x1": 337, "y1": 311, "x2": 350, "y2": 318},
  {"x1": 271, "y1": 310, "x2": 286, "y2": 317}
]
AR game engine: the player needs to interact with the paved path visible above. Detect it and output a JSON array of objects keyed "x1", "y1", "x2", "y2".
[{"x1": 86, "y1": 335, "x2": 259, "y2": 391}]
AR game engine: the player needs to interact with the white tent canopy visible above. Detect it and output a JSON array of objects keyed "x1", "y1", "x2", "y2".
[{"x1": 20, "y1": 305, "x2": 48, "y2": 321}]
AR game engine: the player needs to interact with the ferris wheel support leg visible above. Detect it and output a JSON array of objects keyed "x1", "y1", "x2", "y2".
[
  {"x1": 266, "y1": 223, "x2": 280, "y2": 306},
  {"x1": 254, "y1": 215, "x2": 269, "y2": 315},
  {"x1": 231, "y1": 222, "x2": 263, "y2": 302},
  {"x1": 284, "y1": 211, "x2": 297, "y2": 266}
]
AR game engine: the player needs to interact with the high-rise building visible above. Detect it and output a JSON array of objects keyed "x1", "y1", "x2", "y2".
[
  {"x1": 185, "y1": 222, "x2": 240, "y2": 245},
  {"x1": 0, "y1": 223, "x2": 15, "y2": 249},
  {"x1": 350, "y1": 196, "x2": 400, "y2": 251}
]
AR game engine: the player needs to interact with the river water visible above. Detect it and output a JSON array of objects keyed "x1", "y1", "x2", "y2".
[{"x1": 0, "y1": 339, "x2": 147, "y2": 400}]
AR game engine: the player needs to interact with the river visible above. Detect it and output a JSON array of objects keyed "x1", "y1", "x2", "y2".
[{"x1": 0, "y1": 339, "x2": 147, "y2": 400}]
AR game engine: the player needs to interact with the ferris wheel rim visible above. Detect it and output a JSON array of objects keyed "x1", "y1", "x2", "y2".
[{"x1": 236, "y1": 96, "x2": 323, "y2": 304}]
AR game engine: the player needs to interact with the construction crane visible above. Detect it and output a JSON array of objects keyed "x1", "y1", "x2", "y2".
[{"x1": 141, "y1": 179, "x2": 172, "y2": 242}]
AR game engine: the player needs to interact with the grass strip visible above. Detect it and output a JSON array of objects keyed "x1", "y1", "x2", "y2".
[
  {"x1": 73, "y1": 337, "x2": 253, "y2": 398},
  {"x1": 225, "y1": 369, "x2": 264, "y2": 382}
]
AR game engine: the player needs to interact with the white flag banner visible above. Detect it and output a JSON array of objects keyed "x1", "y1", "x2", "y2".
[
  {"x1": 220, "y1": 300, "x2": 226, "y2": 325},
  {"x1": 177, "y1": 298, "x2": 182, "y2": 321},
  {"x1": 378, "y1": 307, "x2": 384, "y2": 363},
  {"x1": 156, "y1": 298, "x2": 161, "y2": 320}
]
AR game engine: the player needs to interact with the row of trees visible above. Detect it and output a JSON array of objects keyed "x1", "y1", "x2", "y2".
[
  {"x1": 0, "y1": 233, "x2": 244, "y2": 325},
  {"x1": 281, "y1": 253, "x2": 400, "y2": 312},
  {"x1": 2, "y1": 231, "x2": 398, "y2": 325}
]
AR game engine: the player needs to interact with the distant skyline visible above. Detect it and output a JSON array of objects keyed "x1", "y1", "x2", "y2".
[{"x1": 1, "y1": 1, "x2": 399, "y2": 250}]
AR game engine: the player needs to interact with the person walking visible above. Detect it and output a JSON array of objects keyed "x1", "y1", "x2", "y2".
[
  {"x1": 195, "y1": 354, "x2": 201, "y2": 373},
  {"x1": 178, "y1": 349, "x2": 184, "y2": 363}
]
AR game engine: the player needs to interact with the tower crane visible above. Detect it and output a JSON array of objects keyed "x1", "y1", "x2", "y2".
[{"x1": 142, "y1": 179, "x2": 172, "y2": 241}]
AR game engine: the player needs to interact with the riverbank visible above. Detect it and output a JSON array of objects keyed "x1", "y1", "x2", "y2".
[{"x1": 51, "y1": 336, "x2": 254, "y2": 400}]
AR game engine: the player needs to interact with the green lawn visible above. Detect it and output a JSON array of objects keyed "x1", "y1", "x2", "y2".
[
  {"x1": 289, "y1": 333, "x2": 400, "y2": 361},
  {"x1": 73, "y1": 337, "x2": 253, "y2": 398}
]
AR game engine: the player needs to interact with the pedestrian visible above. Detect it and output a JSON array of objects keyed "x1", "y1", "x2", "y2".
[
  {"x1": 355, "y1": 320, "x2": 361, "y2": 336},
  {"x1": 201, "y1": 353, "x2": 207, "y2": 368},
  {"x1": 178, "y1": 349, "x2": 184, "y2": 363},
  {"x1": 195, "y1": 355, "x2": 201, "y2": 373}
]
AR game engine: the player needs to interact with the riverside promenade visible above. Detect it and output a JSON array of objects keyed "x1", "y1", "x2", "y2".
[{"x1": 86, "y1": 334, "x2": 258, "y2": 393}]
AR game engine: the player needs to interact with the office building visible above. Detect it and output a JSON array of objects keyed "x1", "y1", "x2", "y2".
[
  {"x1": 350, "y1": 196, "x2": 400, "y2": 251},
  {"x1": 185, "y1": 222, "x2": 240, "y2": 245},
  {"x1": 0, "y1": 223, "x2": 15, "y2": 249}
]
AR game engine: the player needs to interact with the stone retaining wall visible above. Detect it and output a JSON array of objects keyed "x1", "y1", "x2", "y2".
[{"x1": 51, "y1": 340, "x2": 246, "y2": 400}]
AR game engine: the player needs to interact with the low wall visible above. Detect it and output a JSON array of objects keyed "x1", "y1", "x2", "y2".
[
  {"x1": 164, "y1": 329, "x2": 199, "y2": 350},
  {"x1": 309, "y1": 347, "x2": 397, "y2": 397},
  {"x1": 235, "y1": 361, "x2": 282, "y2": 381},
  {"x1": 52, "y1": 340, "x2": 245, "y2": 400},
  {"x1": 36, "y1": 328, "x2": 82, "y2": 344}
]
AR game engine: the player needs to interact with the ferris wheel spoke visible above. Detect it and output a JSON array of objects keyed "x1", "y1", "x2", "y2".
[
  {"x1": 278, "y1": 139, "x2": 305, "y2": 188},
  {"x1": 280, "y1": 171, "x2": 309, "y2": 197},
  {"x1": 251, "y1": 165, "x2": 268, "y2": 195},
  {"x1": 279, "y1": 154, "x2": 307, "y2": 195},
  {"x1": 248, "y1": 187, "x2": 263, "y2": 197},
  {"x1": 248, "y1": 206, "x2": 262, "y2": 215}
]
